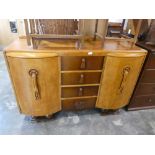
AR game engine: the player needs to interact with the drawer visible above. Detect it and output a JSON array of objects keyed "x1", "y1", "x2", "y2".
[
  {"x1": 140, "y1": 70, "x2": 155, "y2": 83},
  {"x1": 61, "y1": 56, "x2": 104, "y2": 70},
  {"x1": 62, "y1": 86, "x2": 99, "y2": 98},
  {"x1": 61, "y1": 72, "x2": 101, "y2": 85},
  {"x1": 145, "y1": 53, "x2": 155, "y2": 69},
  {"x1": 62, "y1": 98, "x2": 96, "y2": 111},
  {"x1": 134, "y1": 83, "x2": 155, "y2": 96},
  {"x1": 129, "y1": 95, "x2": 155, "y2": 109}
]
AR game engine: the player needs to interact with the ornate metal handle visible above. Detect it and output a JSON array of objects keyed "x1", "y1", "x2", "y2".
[
  {"x1": 79, "y1": 88, "x2": 83, "y2": 96},
  {"x1": 80, "y1": 58, "x2": 86, "y2": 69},
  {"x1": 79, "y1": 74, "x2": 84, "y2": 84},
  {"x1": 29, "y1": 69, "x2": 40, "y2": 100},
  {"x1": 119, "y1": 66, "x2": 130, "y2": 94}
]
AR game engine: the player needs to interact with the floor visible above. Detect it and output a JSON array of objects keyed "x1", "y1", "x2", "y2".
[{"x1": 0, "y1": 52, "x2": 155, "y2": 135}]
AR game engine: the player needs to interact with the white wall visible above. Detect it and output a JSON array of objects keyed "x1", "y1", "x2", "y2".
[
  {"x1": 0, "y1": 19, "x2": 26, "y2": 47},
  {"x1": 0, "y1": 19, "x2": 19, "y2": 47}
]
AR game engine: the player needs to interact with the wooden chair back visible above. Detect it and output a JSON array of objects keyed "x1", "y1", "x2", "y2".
[{"x1": 24, "y1": 19, "x2": 84, "y2": 49}]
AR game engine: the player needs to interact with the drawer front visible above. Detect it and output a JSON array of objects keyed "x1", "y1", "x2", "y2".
[
  {"x1": 129, "y1": 95, "x2": 155, "y2": 109},
  {"x1": 61, "y1": 72, "x2": 101, "y2": 85},
  {"x1": 61, "y1": 56, "x2": 104, "y2": 70},
  {"x1": 134, "y1": 83, "x2": 155, "y2": 96},
  {"x1": 145, "y1": 53, "x2": 155, "y2": 69},
  {"x1": 62, "y1": 86, "x2": 99, "y2": 98},
  {"x1": 140, "y1": 70, "x2": 155, "y2": 83},
  {"x1": 62, "y1": 98, "x2": 96, "y2": 111}
]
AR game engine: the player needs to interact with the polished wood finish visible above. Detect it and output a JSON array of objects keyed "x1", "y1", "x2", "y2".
[
  {"x1": 128, "y1": 42, "x2": 155, "y2": 110},
  {"x1": 130, "y1": 95, "x2": 155, "y2": 110},
  {"x1": 60, "y1": 54, "x2": 103, "y2": 111},
  {"x1": 134, "y1": 83, "x2": 155, "y2": 96},
  {"x1": 61, "y1": 56, "x2": 104, "y2": 70},
  {"x1": 4, "y1": 38, "x2": 147, "y2": 115},
  {"x1": 62, "y1": 98, "x2": 96, "y2": 111},
  {"x1": 96, "y1": 52, "x2": 146, "y2": 110},
  {"x1": 144, "y1": 52, "x2": 155, "y2": 69},
  {"x1": 5, "y1": 38, "x2": 143, "y2": 52},
  {"x1": 5, "y1": 52, "x2": 61, "y2": 116},
  {"x1": 61, "y1": 72, "x2": 101, "y2": 85},
  {"x1": 140, "y1": 70, "x2": 155, "y2": 83},
  {"x1": 62, "y1": 86, "x2": 99, "y2": 98},
  {"x1": 61, "y1": 83, "x2": 100, "y2": 88}
]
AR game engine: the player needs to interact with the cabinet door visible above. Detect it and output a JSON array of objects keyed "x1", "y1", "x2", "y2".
[
  {"x1": 96, "y1": 53, "x2": 146, "y2": 110},
  {"x1": 6, "y1": 52, "x2": 61, "y2": 116}
]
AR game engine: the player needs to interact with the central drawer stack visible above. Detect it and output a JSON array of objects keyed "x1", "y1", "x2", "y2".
[{"x1": 61, "y1": 56, "x2": 104, "y2": 111}]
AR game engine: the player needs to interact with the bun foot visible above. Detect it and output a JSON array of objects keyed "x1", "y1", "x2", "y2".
[
  {"x1": 46, "y1": 114, "x2": 53, "y2": 119},
  {"x1": 100, "y1": 109, "x2": 120, "y2": 116}
]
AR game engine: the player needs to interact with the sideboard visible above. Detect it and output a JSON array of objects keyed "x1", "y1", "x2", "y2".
[{"x1": 4, "y1": 39, "x2": 147, "y2": 117}]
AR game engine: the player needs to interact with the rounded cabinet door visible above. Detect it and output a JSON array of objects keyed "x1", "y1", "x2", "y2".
[
  {"x1": 6, "y1": 52, "x2": 61, "y2": 116},
  {"x1": 96, "y1": 52, "x2": 146, "y2": 110}
]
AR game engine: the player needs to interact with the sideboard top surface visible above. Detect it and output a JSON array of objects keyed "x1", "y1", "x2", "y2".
[{"x1": 5, "y1": 38, "x2": 147, "y2": 56}]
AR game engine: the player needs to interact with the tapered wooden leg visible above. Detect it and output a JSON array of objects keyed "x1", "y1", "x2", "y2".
[{"x1": 32, "y1": 38, "x2": 37, "y2": 49}]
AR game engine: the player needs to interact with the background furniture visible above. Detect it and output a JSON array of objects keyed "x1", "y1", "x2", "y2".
[
  {"x1": 145, "y1": 20, "x2": 155, "y2": 45},
  {"x1": 24, "y1": 19, "x2": 85, "y2": 49},
  {"x1": 128, "y1": 19, "x2": 155, "y2": 110},
  {"x1": 128, "y1": 42, "x2": 155, "y2": 110},
  {"x1": 107, "y1": 19, "x2": 125, "y2": 37},
  {"x1": 93, "y1": 19, "x2": 143, "y2": 48},
  {"x1": 96, "y1": 53, "x2": 145, "y2": 110}
]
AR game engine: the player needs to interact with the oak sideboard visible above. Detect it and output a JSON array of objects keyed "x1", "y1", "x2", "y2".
[{"x1": 4, "y1": 39, "x2": 147, "y2": 117}]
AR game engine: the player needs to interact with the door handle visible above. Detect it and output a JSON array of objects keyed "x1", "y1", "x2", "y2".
[
  {"x1": 29, "y1": 69, "x2": 40, "y2": 100},
  {"x1": 119, "y1": 66, "x2": 130, "y2": 94}
]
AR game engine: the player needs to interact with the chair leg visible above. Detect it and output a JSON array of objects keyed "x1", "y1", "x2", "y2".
[
  {"x1": 32, "y1": 38, "x2": 40, "y2": 49},
  {"x1": 32, "y1": 38, "x2": 37, "y2": 49}
]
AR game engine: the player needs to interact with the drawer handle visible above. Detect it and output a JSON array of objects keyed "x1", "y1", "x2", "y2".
[
  {"x1": 148, "y1": 98, "x2": 152, "y2": 102},
  {"x1": 79, "y1": 74, "x2": 84, "y2": 84},
  {"x1": 29, "y1": 69, "x2": 40, "y2": 100},
  {"x1": 79, "y1": 88, "x2": 83, "y2": 96},
  {"x1": 80, "y1": 58, "x2": 86, "y2": 69},
  {"x1": 119, "y1": 66, "x2": 130, "y2": 94},
  {"x1": 74, "y1": 101, "x2": 85, "y2": 110}
]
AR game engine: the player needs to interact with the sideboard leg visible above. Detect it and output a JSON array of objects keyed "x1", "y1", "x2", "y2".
[
  {"x1": 100, "y1": 109, "x2": 120, "y2": 116},
  {"x1": 46, "y1": 114, "x2": 53, "y2": 119}
]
